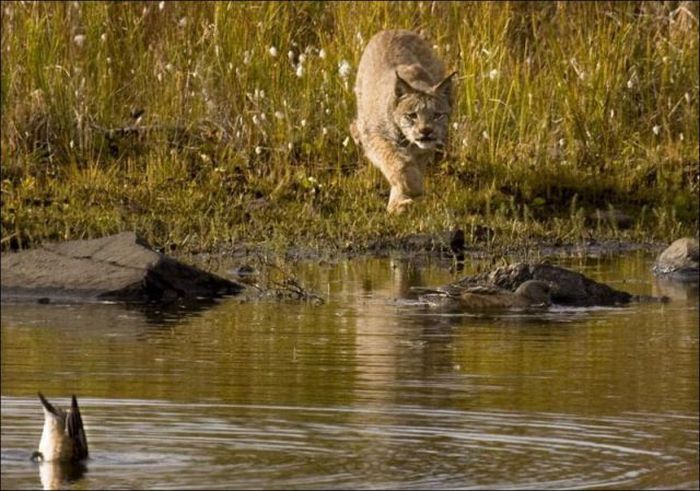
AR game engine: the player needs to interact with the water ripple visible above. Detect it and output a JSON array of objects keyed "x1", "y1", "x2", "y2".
[{"x1": 2, "y1": 396, "x2": 696, "y2": 489}]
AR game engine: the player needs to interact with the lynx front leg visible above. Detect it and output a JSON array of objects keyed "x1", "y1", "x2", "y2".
[
  {"x1": 386, "y1": 164, "x2": 424, "y2": 213},
  {"x1": 363, "y1": 138, "x2": 425, "y2": 213}
]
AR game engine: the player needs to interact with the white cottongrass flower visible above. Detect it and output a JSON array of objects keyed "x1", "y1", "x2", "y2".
[
  {"x1": 252, "y1": 114, "x2": 261, "y2": 126},
  {"x1": 322, "y1": 127, "x2": 328, "y2": 136},
  {"x1": 255, "y1": 146, "x2": 263, "y2": 155},
  {"x1": 274, "y1": 111, "x2": 284, "y2": 120},
  {"x1": 482, "y1": 130, "x2": 489, "y2": 140},
  {"x1": 73, "y1": 34, "x2": 86, "y2": 47},
  {"x1": 295, "y1": 65, "x2": 304, "y2": 77},
  {"x1": 300, "y1": 119, "x2": 307, "y2": 128},
  {"x1": 318, "y1": 48, "x2": 326, "y2": 59},
  {"x1": 158, "y1": 1, "x2": 165, "y2": 11},
  {"x1": 100, "y1": 33, "x2": 107, "y2": 42},
  {"x1": 342, "y1": 136, "x2": 350, "y2": 147},
  {"x1": 338, "y1": 60, "x2": 351, "y2": 80},
  {"x1": 488, "y1": 69, "x2": 500, "y2": 80},
  {"x1": 269, "y1": 46, "x2": 278, "y2": 57},
  {"x1": 243, "y1": 50, "x2": 251, "y2": 65},
  {"x1": 178, "y1": 16, "x2": 187, "y2": 28},
  {"x1": 685, "y1": 92, "x2": 691, "y2": 104},
  {"x1": 298, "y1": 53, "x2": 307, "y2": 64},
  {"x1": 652, "y1": 125, "x2": 661, "y2": 135},
  {"x1": 288, "y1": 50, "x2": 295, "y2": 63}
]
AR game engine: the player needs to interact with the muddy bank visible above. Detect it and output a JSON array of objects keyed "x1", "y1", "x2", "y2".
[{"x1": 201, "y1": 231, "x2": 669, "y2": 266}]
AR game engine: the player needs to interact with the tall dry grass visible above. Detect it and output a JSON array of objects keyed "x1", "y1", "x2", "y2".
[{"x1": 1, "y1": 1, "x2": 698, "y2": 253}]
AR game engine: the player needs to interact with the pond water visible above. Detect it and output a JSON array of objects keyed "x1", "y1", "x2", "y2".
[{"x1": 1, "y1": 251, "x2": 698, "y2": 489}]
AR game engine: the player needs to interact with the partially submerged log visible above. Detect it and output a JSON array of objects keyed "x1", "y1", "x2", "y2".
[{"x1": 1, "y1": 232, "x2": 244, "y2": 303}]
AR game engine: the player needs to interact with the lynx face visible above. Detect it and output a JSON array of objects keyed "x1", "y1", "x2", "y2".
[
  {"x1": 392, "y1": 72, "x2": 453, "y2": 151},
  {"x1": 394, "y1": 94, "x2": 450, "y2": 150}
]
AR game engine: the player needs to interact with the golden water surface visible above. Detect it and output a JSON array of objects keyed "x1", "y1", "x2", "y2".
[{"x1": 1, "y1": 252, "x2": 698, "y2": 489}]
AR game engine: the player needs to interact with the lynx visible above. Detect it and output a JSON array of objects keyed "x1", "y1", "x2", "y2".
[{"x1": 351, "y1": 30, "x2": 455, "y2": 213}]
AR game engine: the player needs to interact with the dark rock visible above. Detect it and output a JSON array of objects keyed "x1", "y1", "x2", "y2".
[
  {"x1": 652, "y1": 237, "x2": 699, "y2": 282},
  {"x1": 449, "y1": 228, "x2": 465, "y2": 255},
  {"x1": 1, "y1": 232, "x2": 244, "y2": 303},
  {"x1": 454, "y1": 262, "x2": 644, "y2": 306}
]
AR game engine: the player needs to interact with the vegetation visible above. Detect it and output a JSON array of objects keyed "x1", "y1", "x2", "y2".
[{"x1": 1, "y1": 1, "x2": 698, "y2": 255}]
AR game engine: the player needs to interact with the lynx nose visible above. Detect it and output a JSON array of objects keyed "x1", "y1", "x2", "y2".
[{"x1": 419, "y1": 126, "x2": 433, "y2": 137}]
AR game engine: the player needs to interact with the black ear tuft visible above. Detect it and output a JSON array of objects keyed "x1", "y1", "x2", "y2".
[{"x1": 433, "y1": 71, "x2": 457, "y2": 100}]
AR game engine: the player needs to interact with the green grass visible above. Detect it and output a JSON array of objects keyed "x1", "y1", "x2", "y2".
[{"x1": 1, "y1": 1, "x2": 698, "y2": 254}]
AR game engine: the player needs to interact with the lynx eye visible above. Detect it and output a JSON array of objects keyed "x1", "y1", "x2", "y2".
[{"x1": 406, "y1": 112, "x2": 418, "y2": 120}]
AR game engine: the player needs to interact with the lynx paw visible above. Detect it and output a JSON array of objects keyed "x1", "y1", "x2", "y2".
[{"x1": 387, "y1": 197, "x2": 414, "y2": 214}]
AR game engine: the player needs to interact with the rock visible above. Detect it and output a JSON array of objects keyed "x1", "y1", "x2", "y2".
[
  {"x1": 1, "y1": 232, "x2": 244, "y2": 303},
  {"x1": 229, "y1": 264, "x2": 259, "y2": 285},
  {"x1": 652, "y1": 237, "x2": 699, "y2": 282},
  {"x1": 453, "y1": 262, "x2": 647, "y2": 306}
]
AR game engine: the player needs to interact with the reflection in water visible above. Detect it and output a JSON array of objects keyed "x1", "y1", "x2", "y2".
[
  {"x1": 654, "y1": 277, "x2": 699, "y2": 302},
  {"x1": 1, "y1": 253, "x2": 698, "y2": 489},
  {"x1": 38, "y1": 461, "x2": 86, "y2": 491}
]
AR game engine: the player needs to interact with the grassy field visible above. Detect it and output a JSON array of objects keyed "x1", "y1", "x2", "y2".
[{"x1": 1, "y1": 1, "x2": 698, "y2": 255}]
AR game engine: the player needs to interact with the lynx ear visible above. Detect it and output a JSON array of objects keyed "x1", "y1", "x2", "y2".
[
  {"x1": 433, "y1": 71, "x2": 457, "y2": 100},
  {"x1": 395, "y1": 71, "x2": 416, "y2": 99}
]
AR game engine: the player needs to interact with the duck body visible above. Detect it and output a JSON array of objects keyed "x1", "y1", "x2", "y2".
[
  {"x1": 33, "y1": 393, "x2": 88, "y2": 463},
  {"x1": 419, "y1": 280, "x2": 553, "y2": 312}
]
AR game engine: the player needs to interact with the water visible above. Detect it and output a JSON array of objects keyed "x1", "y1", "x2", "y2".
[{"x1": 1, "y1": 252, "x2": 698, "y2": 489}]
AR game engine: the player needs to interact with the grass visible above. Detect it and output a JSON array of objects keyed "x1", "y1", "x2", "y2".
[{"x1": 1, "y1": 1, "x2": 698, "y2": 255}]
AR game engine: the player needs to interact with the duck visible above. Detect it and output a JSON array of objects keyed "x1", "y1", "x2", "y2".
[
  {"x1": 416, "y1": 279, "x2": 553, "y2": 311},
  {"x1": 31, "y1": 393, "x2": 88, "y2": 463}
]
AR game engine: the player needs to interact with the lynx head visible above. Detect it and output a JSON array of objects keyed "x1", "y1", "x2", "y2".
[{"x1": 392, "y1": 70, "x2": 456, "y2": 150}]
